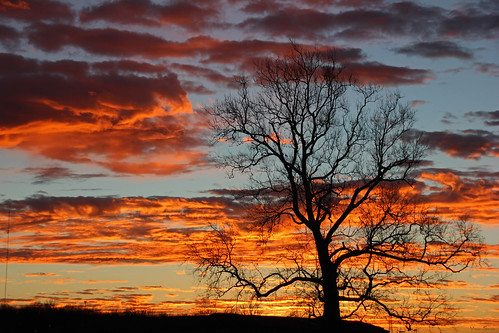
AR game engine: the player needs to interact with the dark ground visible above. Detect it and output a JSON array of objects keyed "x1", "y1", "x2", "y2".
[{"x1": 0, "y1": 305, "x2": 388, "y2": 333}]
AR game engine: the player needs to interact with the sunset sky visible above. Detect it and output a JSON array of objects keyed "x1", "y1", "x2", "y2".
[{"x1": 0, "y1": 0, "x2": 498, "y2": 331}]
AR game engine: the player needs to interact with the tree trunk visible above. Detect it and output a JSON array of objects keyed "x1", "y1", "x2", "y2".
[
  {"x1": 322, "y1": 272, "x2": 341, "y2": 323},
  {"x1": 313, "y1": 231, "x2": 341, "y2": 323}
]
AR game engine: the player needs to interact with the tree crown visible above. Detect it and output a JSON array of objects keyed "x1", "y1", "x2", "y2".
[{"x1": 199, "y1": 44, "x2": 483, "y2": 328}]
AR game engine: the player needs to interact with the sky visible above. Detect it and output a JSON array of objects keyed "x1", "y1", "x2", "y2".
[{"x1": 0, "y1": 0, "x2": 498, "y2": 331}]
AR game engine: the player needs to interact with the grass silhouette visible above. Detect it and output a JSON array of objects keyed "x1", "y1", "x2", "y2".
[{"x1": 0, "y1": 303, "x2": 388, "y2": 332}]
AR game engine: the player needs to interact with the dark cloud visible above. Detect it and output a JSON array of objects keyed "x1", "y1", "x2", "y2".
[
  {"x1": 316, "y1": 47, "x2": 365, "y2": 63},
  {"x1": 196, "y1": 40, "x2": 364, "y2": 70},
  {"x1": 26, "y1": 23, "x2": 184, "y2": 58},
  {"x1": 237, "y1": 3, "x2": 438, "y2": 40},
  {"x1": 4, "y1": 195, "x2": 120, "y2": 215},
  {"x1": 418, "y1": 129, "x2": 499, "y2": 159},
  {"x1": 172, "y1": 63, "x2": 231, "y2": 85},
  {"x1": 22, "y1": 20, "x2": 421, "y2": 89},
  {"x1": 239, "y1": 0, "x2": 384, "y2": 13},
  {"x1": 197, "y1": 38, "x2": 290, "y2": 64},
  {"x1": 241, "y1": 0, "x2": 281, "y2": 13},
  {"x1": 237, "y1": 2, "x2": 499, "y2": 41},
  {"x1": 238, "y1": 8, "x2": 336, "y2": 39},
  {"x1": 0, "y1": 53, "x2": 186, "y2": 125},
  {"x1": 477, "y1": 0, "x2": 499, "y2": 12},
  {"x1": 334, "y1": 2, "x2": 444, "y2": 40},
  {"x1": 464, "y1": 110, "x2": 499, "y2": 126},
  {"x1": 0, "y1": 24, "x2": 21, "y2": 48},
  {"x1": 180, "y1": 81, "x2": 216, "y2": 95},
  {"x1": 16, "y1": 19, "x2": 424, "y2": 88},
  {"x1": 344, "y1": 62, "x2": 433, "y2": 85},
  {"x1": 92, "y1": 60, "x2": 169, "y2": 74},
  {"x1": 0, "y1": 0, "x2": 74, "y2": 22},
  {"x1": 331, "y1": 0, "x2": 385, "y2": 7},
  {"x1": 395, "y1": 41, "x2": 473, "y2": 59},
  {"x1": 439, "y1": 9, "x2": 499, "y2": 39},
  {"x1": 236, "y1": 0, "x2": 385, "y2": 12},
  {"x1": 80, "y1": 0, "x2": 220, "y2": 31},
  {"x1": 25, "y1": 24, "x2": 290, "y2": 64},
  {"x1": 23, "y1": 166, "x2": 108, "y2": 184},
  {"x1": 172, "y1": 52, "x2": 359, "y2": 92}
]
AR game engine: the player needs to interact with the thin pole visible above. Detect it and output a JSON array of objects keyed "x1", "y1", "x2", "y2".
[{"x1": 4, "y1": 210, "x2": 10, "y2": 304}]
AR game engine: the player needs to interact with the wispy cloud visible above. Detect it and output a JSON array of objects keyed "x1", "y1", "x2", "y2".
[
  {"x1": 465, "y1": 110, "x2": 499, "y2": 126},
  {"x1": 395, "y1": 41, "x2": 473, "y2": 59},
  {"x1": 23, "y1": 166, "x2": 108, "y2": 184},
  {"x1": 24, "y1": 272, "x2": 60, "y2": 277}
]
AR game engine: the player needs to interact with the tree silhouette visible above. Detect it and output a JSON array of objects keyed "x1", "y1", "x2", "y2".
[{"x1": 196, "y1": 44, "x2": 483, "y2": 328}]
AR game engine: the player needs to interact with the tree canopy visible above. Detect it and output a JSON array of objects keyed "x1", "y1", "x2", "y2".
[{"x1": 196, "y1": 44, "x2": 483, "y2": 329}]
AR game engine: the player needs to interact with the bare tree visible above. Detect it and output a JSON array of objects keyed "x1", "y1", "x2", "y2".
[{"x1": 197, "y1": 44, "x2": 483, "y2": 328}]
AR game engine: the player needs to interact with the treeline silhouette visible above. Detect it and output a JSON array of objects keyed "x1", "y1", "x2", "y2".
[{"x1": 1, "y1": 304, "x2": 388, "y2": 332}]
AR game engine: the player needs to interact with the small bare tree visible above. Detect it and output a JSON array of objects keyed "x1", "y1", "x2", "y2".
[{"x1": 197, "y1": 44, "x2": 483, "y2": 328}]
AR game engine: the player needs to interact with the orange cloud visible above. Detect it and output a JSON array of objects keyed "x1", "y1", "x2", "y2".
[
  {"x1": 0, "y1": 0, "x2": 30, "y2": 10},
  {"x1": 417, "y1": 169, "x2": 499, "y2": 226},
  {"x1": 0, "y1": 195, "x2": 242, "y2": 264},
  {"x1": 24, "y1": 272, "x2": 59, "y2": 277},
  {"x1": 0, "y1": 54, "x2": 209, "y2": 176},
  {"x1": 1, "y1": 168, "x2": 495, "y2": 266}
]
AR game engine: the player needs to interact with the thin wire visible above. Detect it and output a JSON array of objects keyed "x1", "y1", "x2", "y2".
[{"x1": 4, "y1": 210, "x2": 10, "y2": 304}]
